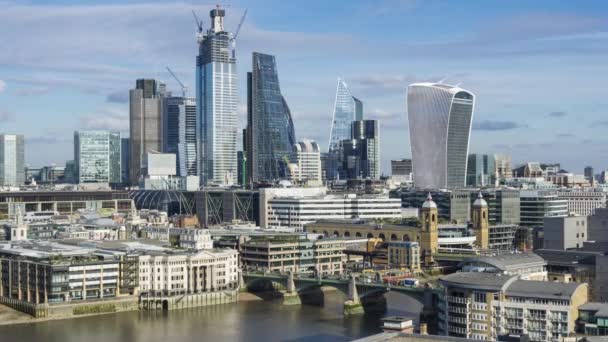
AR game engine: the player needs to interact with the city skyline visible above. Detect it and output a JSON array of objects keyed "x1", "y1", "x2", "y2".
[{"x1": 1, "y1": 1, "x2": 608, "y2": 173}]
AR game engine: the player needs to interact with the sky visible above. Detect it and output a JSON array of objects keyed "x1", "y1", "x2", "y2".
[{"x1": 1, "y1": 0, "x2": 608, "y2": 174}]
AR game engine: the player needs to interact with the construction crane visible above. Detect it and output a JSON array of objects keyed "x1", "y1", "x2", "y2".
[
  {"x1": 229, "y1": 9, "x2": 247, "y2": 58},
  {"x1": 166, "y1": 66, "x2": 188, "y2": 97},
  {"x1": 192, "y1": 10, "x2": 204, "y2": 43}
]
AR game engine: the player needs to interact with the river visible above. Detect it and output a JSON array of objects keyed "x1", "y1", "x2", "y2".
[{"x1": 0, "y1": 291, "x2": 423, "y2": 341}]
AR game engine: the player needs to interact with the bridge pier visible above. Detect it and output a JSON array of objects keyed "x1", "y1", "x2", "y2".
[
  {"x1": 282, "y1": 272, "x2": 301, "y2": 306},
  {"x1": 343, "y1": 275, "x2": 363, "y2": 315},
  {"x1": 239, "y1": 272, "x2": 248, "y2": 293}
]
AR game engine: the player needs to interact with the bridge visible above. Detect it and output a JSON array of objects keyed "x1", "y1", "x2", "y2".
[{"x1": 241, "y1": 271, "x2": 439, "y2": 318}]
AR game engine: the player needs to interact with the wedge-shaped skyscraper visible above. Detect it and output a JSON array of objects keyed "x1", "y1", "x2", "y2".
[
  {"x1": 246, "y1": 52, "x2": 296, "y2": 183},
  {"x1": 328, "y1": 79, "x2": 363, "y2": 152},
  {"x1": 407, "y1": 83, "x2": 475, "y2": 189}
]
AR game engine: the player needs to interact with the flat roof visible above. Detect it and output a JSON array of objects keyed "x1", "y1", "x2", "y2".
[{"x1": 461, "y1": 252, "x2": 546, "y2": 271}]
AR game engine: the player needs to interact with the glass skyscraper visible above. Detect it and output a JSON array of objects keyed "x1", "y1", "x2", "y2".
[
  {"x1": 0, "y1": 134, "x2": 25, "y2": 186},
  {"x1": 328, "y1": 79, "x2": 362, "y2": 152},
  {"x1": 326, "y1": 79, "x2": 362, "y2": 180},
  {"x1": 467, "y1": 153, "x2": 496, "y2": 187},
  {"x1": 407, "y1": 82, "x2": 475, "y2": 189},
  {"x1": 164, "y1": 97, "x2": 198, "y2": 178},
  {"x1": 74, "y1": 131, "x2": 121, "y2": 184},
  {"x1": 246, "y1": 52, "x2": 296, "y2": 183},
  {"x1": 196, "y1": 7, "x2": 238, "y2": 185}
]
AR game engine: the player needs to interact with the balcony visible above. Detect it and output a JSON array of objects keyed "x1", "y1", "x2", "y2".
[
  {"x1": 448, "y1": 326, "x2": 468, "y2": 334},
  {"x1": 448, "y1": 307, "x2": 468, "y2": 314},
  {"x1": 448, "y1": 316, "x2": 468, "y2": 324},
  {"x1": 446, "y1": 295, "x2": 470, "y2": 304}
]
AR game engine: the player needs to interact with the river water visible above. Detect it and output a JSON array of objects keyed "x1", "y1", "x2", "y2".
[{"x1": 0, "y1": 291, "x2": 422, "y2": 341}]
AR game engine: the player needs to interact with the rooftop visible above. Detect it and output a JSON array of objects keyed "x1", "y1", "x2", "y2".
[
  {"x1": 461, "y1": 252, "x2": 546, "y2": 271},
  {"x1": 579, "y1": 302, "x2": 608, "y2": 317}
]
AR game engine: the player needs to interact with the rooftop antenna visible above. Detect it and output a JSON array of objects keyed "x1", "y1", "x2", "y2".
[
  {"x1": 192, "y1": 10, "x2": 204, "y2": 43},
  {"x1": 230, "y1": 9, "x2": 248, "y2": 58},
  {"x1": 438, "y1": 75, "x2": 449, "y2": 84},
  {"x1": 166, "y1": 66, "x2": 188, "y2": 97}
]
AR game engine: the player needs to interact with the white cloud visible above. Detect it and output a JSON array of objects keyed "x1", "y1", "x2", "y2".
[
  {"x1": 80, "y1": 107, "x2": 129, "y2": 133},
  {"x1": 0, "y1": 80, "x2": 6, "y2": 93}
]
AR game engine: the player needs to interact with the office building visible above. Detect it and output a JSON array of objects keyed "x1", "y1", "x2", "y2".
[
  {"x1": 350, "y1": 120, "x2": 380, "y2": 180},
  {"x1": 519, "y1": 190, "x2": 568, "y2": 227},
  {"x1": 265, "y1": 193, "x2": 402, "y2": 231},
  {"x1": 163, "y1": 97, "x2": 198, "y2": 179},
  {"x1": 557, "y1": 190, "x2": 606, "y2": 216},
  {"x1": 120, "y1": 138, "x2": 130, "y2": 186},
  {"x1": 74, "y1": 131, "x2": 121, "y2": 184},
  {"x1": 494, "y1": 153, "x2": 513, "y2": 181},
  {"x1": 327, "y1": 79, "x2": 363, "y2": 180},
  {"x1": 386, "y1": 241, "x2": 421, "y2": 272},
  {"x1": 240, "y1": 236, "x2": 346, "y2": 276},
  {"x1": 407, "y1": 83, "x2": 475, "y2": 189},
  {"x1": 578, "y1": 302, "x2": 608, "y2": 336},
  {"x1": 290, "y1": 140, "x2": 322, "y2": 186},
  {"x1": 129, "y1": 79, "x2": 164, "y2": 185},
  {"x1": 543, "y1": 215, "x2": 587, "y2": 250},
  {"x1": 0, "y1": 134, "x2": 25, "y2": 187},
  {"x1": 587, "y1": 208, "x2": 608, "y2": 243},
  {"x1": 438, "y1": 272, "x2": 588, "y2": 341},
  {"x1": 391, "y1": 159, "x2": 412, "y2": 183},
  {"x1": 466, "y1": 153, "x2": 496, "y2": 187},
  {"x1": 585, "y1": 166, "x2": 595, "y2": 182},
  {"x1": 196, "y1": 6, "x2": 238, "y2": 186},
  {"x1": 246, "y1": 52, "x2": 296, "y2": 183}
]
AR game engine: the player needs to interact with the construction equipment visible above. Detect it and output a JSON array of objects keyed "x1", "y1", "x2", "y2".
[
  {"x1": 166, "y1": 66, "x2": 188, "y2": 97},
  {"x1": 229, "y1": 9, "x2": 247, "y2": 58},
  {"x1": 192, "y1": 10, "x2": 204, "y2": 43}
]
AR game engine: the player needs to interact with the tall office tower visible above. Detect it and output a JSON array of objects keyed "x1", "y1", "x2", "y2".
[
  {"x1": 351, "y1": 120, "x2": 380, "y2": 179},
  {"x1": 246, "y1": 52, "x2": 296, "y2": 183},
  {"x1": 120, "y1": 138, "x2": 130, "y2": 185},
  {"x1": 0, "y1": 134, "x2": 25, "y2": 186},
  {"x1": 391, "y1": 159, "x2": 412, "y2": 177},
  {"x1": 407, "y1": 83, "x2": 475, "y2": 189},
  {"x1": 163, "y1": 97, "x2": 198, "y2": 178},
  {"x1": 74, "y1": 131, "x2": 121, "y2": 184},
  {"x1": 494, "y1": 153, "x2": 513, "y2": 181},
  {"x1": 584, "y1": 166, "x2": 594, "y2": 181},
  {"x1": 196, "y1": 6, "x2": 238, "y2": 186},
  {"x1": 130, "y1": 78, "x2": 163, "y2": 185},
  {"x1": 291, "y1": 140, "x2": 322, "y2": 186},
  {"x1": 326, "y1": 79, "x2": 363, "y2": 180},
  {"x1": 466, "y1": 153, "x2": 496, "y2": 187}
]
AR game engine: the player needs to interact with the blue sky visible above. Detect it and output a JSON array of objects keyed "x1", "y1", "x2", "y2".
[{"x1": 1, "y1": 0, "x2": 608, "y2": 173}]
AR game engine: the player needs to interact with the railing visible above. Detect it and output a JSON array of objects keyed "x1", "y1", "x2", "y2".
[{"x1": 445, "y1": 296, "x2": 470, "y2": 304}]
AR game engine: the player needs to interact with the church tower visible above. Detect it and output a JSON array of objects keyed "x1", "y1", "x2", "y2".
[
  {"x1": 472, "y1": 192, "x2": 489, "y2": 250},
  {"x1": 420, "y1": 193, "x2": 438, "y2": 266}
]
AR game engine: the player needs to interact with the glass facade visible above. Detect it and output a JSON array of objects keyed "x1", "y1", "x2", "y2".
[
  {"x1": 196, "y1": 8, "x2": 238, "y2": 185},
  {"x1": 0, "y1": 134, "x2": 25, "y2": 186},
  {"x1": 164, "y1": 97, "x2": 198, "y2": 177},
  {"x1": 74, "y1": 131, "x2": 121, "y2": 184},
  {"x1": 248, "y1": 52, "x2": 296, "y2": 182},
  {"x1": 467, "y1": 153, "x2": 496, "y2": 187},
  {"x1": 407, "y1": 83, "x2": 475, "y2": 189}
]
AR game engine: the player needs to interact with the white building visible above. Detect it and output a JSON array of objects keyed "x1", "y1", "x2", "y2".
[
  {"x1": 266, "y1": 193, "x2": 402, "y2": 231},
  {"x1": 289, "y1": 140, "x2": 322, "y2": 186},
  {"x1": 557, "y1": 190, "x2": 606, "y2": 216},
  {"x1": 520, "y1": 190, "x2": 568, "y2": 227},
  {"x1": 138, "y1": 248, "x2": 239, "y2": 295},
  {"x1": 0, "y1": 134, "x2": 25, "y2": 186},
  {"x1": 142, "y1": 226, "x2": 214, "y2": 250}
]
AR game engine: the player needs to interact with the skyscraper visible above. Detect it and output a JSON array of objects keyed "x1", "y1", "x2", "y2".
[
  {"x1": 163, "y1": 97, "x2": 198, "y2": 178},
  {"x1": 74, "y1": 131, "x2": 121, "y2": 184},
  {"x1": 584, "y1": 166, "x2": 594, "y2": 182},
  {"x1": 246, "y1": 52, "x2": 296, "y2": 183},
  {"x1": 326, "y1": 79, "x2": 362, "y2": 180},
  {"x1": 351, "y1": 120, "x2": 380, "y2": 180},
  {"x1": 494, "y1": 153, "x2": 513, "y2": 181},
  {"x1": 196, "y1": 6, "x2": 238, "y2": 185},
  {"x1": 130, "y1": 79, "x2": 163, "y2": 185},
  {"x1": 120, "y1": 138, "x2": 130, "y2": 185},
  {"x1": 407, "y1": 83, "x2": 475, "y2": 189},
  {"x1": 466, "y1": 153, "x2": 496, "y2": 187},
  {"x1": 0, "y1": 134, "x2": 25, "y2": 186}
]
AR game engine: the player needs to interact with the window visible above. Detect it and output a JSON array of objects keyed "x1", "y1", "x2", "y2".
[{"x1": 473, "y1": 292, "x2": 485, "y2": 303}]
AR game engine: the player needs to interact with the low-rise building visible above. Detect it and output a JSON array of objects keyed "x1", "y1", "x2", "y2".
[
  {"x1": 240, "y1": 236, "x2": 346, "y2": 276},
  {"x1": 542, "y1": 215, "x2": 587, "y2": 250},
  {"x1": 459, "y1": 252, "x2": 547, "y2": 280},
  {"x1": 577, "y1": 302, "x2": 608, "y2": 336},
  {"x1": 386, "y1": 241, "x2": 421, "y2": 272},
  {"x1": 141, "y1": 226, "x2": 214, "y2": 250},
  {"x1": 519, "y1": 190, "x2": 568, "y2": 227},
  {"x1": 557, "y1": 190, "x2": 606, "y2": 216},
  {"x1": 438, "y1": 272, "x2": 588, "y2": 341}
]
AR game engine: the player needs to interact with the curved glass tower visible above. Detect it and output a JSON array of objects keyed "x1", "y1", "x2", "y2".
[
  {"x1": 248, "y1": 52, "x2": 296, "y2": 183},
  {"x1": 407, "y1": 83, "x2": 475, "y2": 189}
]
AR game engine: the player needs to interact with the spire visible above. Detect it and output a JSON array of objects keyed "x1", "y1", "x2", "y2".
[
  {"x1": 422, "y1": 192, "x2": 437, "y2": 209},
  {"x1": 473, "y1": 191, "x2": 488, "y2": 207},
  {"x1": 15, "y1": 206, "x2": 24, "y2": 227}
]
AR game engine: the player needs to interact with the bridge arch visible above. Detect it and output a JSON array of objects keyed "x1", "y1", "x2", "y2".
[
  {"x1": 378, "y1": 233, "x2": 386, "y2": 241},
  {"x1": 344, "y1": 231, "x2": 351, "y2": 237},
  {"x1": 333, "y1": 231, "x2": 340, "y2": 237},
  {"x1": 323, "y1": 230, "x2": 329, "y2": 236},
  {"x1": 390, "y1": 234, "x2": 398, "y2": 241},
  {"x1": 367, "y1": 233, "x2": 373, "y2": 238},
  {"x1": 403, "y1": 234, "x2": 410, "y2": 241},
  {"x1": 355, "y1": 232, "x2": 362, "y2": 237}
]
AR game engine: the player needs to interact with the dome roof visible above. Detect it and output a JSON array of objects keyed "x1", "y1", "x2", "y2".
[
  {"x1": 422, "y1": 193, "x2": 437, "y2": 209},
  {"x1": 473, "y1": 192, "x2": 488, "y2": 207}
]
